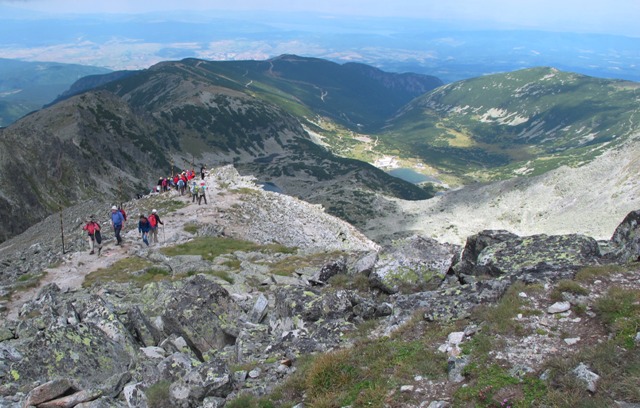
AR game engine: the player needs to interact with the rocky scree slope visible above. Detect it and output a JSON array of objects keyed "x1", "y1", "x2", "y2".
[
  {"x1": 365, "y1": 130, "x2": 640, "y2": 246},
  {"x1": 0, "y1": 166, "x2": 639, "y2": 407}
]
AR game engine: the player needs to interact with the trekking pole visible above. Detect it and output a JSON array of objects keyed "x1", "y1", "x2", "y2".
[{"x1": 162, "y1": 225, "x2": 166, "y2": 243}]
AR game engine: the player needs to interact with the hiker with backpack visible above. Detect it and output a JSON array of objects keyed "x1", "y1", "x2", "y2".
[
  {"x1": 197, "y1": 181, "x2": 207, "y2": 205},
  {"x1": 110, "y1": 206, "x2": 125, "y2": 246},
  {"x1": 190, "y1": 181, "x2": 198, "y2": 203},
  {"x1": 82, "y1": 215, "x2": 102, "y2": 255},
  {"x1": 138, "y1": 214, "x2": 151, "y2": 246},
  {"x1": 148, "y1": 209, "x2": 164, "y2": 244}
]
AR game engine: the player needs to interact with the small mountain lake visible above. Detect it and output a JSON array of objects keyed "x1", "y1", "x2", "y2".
[
  {"x1": 387, "y1": 168, "x2": 441, "y2": 184},
  {"x1": 259, "y1": 182, "x2": 283, "y2": 193}
]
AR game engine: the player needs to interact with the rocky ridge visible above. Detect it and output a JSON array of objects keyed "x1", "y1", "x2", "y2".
[{"x1": 0, "y1": 166, "x2": 639, "y2": 407}]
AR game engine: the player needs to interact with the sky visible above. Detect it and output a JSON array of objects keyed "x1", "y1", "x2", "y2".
[{"x1": 2, "y1": 0, "x2": 640, "y2": 37}]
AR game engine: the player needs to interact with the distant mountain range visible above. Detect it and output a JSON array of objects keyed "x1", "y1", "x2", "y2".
[
  {"x1": 378, "y1": 67, "x2": 640, "y2": 184},
  {"x1": 0, "y1": 55, "x2": 435, "y2": 242},
  {"x1": 0, "y1": 59, "x2": 110, "y2": 127},
  {"x1": 1, "y1": 54, "x2": 638, "y2": 244}
]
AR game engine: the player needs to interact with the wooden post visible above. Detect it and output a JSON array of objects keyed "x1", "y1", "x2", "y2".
[{"x1": 59, "y1": 207, "x2": 65, "y2": 254}]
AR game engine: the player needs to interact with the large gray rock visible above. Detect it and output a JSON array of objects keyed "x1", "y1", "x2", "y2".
[
  {"x1": 608, "y1": 209, "x2": 640, "y2": 263},
  {"x1": 451, "y1": 230, "x2": 519, "y2": 277},
  {"x1": 159, "y1": 275, "x2": 242, "y2": 360},
  {"x1": 370, "y1": 235, "x2": 459, "y2": 294},
  {"x1": 169, "y1": 357, "x2": 233, "y2": 407},
  {"x1": 461, "y1": 233, "x2": 601, "y2": 281},
  {"x1": 7, "y1": 323, "x2": 132, "y2": 393}
]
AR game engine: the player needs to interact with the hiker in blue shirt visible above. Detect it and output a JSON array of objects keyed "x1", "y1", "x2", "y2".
[
  {"x1": 137, "y1": 214, "x2": 151, "y2": 246},
  {"x1": 110, "y1": 205, "x2": 125, "y2": 246}
]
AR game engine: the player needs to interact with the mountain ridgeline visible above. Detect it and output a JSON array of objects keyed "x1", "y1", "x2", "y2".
[
  {"x1": 380, "y1": 67, "x2": 640, "y2": 183},
  {"x1": 0, "y1": 55, "x2": 439, "y2": 243},
  {"x1": 0, "y1": 58, "x2": 111, "y2": 127}
]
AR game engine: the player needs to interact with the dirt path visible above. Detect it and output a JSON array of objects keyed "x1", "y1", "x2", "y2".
[{"x1": 5, "y1": 176, "x2": 237, "y2": 320}]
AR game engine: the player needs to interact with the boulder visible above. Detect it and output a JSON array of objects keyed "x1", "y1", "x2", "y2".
[
  {"x1": 314, "y1": 258, "x2": 347, "y2": 283},
  {"x1": 8, "y1": 324, "x2": 132, "y2": 393},
  {"x1": 472, "y1": 233, "x2": 601, "y2": 281},
  {"x1": 23, "y1": 379, "x2": 75, "y2": 407},
  {"x1": 608, "y1": 209, "x2": 640, "y2": 263},
  {"x1": 169, "y1": 357, "x2": 233, "y2": 407},
  {"x1": 370, "y1": 235, "x2": 459, "y2": 294},
  {"x1": 159, "y1": 275, "x2": 242, "y2": 360},
  {"x1": 451, "y1": 230, "x2": 519, "y2": 276}
]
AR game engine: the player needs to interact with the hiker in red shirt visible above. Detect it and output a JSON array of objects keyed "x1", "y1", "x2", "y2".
[
  {"x1": 82, "y1": 215, "x2": 103, "y2": 255},
  {"x1": 148, "y1": 209, "x2": 164, "y2": 244}
]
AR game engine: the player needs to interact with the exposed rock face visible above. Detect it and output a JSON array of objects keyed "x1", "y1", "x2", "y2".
[
  {"x1": 607, "y1": 209, "x2": 640, "y2": 263},
  {"x1": 370, "y1": 235, "x2": 459, "y2": 294},
  {"x1": 451, "y1": 231, "x2": 601, "y2": 282}
]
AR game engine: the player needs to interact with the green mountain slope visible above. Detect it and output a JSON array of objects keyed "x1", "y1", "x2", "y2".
[
  {"x1": 0, "y1": 58, "x2": 431, "y2": 243},
  {"x1": 0, "y1": 58, "x2": 110, "y2": 126},
  {"x1": 378, "y1": 67, "x2": 640, "y2": 182}
]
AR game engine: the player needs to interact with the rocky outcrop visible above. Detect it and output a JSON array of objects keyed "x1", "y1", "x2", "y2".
[
  {"x1": 370, "y1": 235, "x2": 459, "y2": 294},
  {"x1": 451, "y1": 231, "x2": 601, "y2": 283},
  {"x1": 607, "y1": 209, "x2": 640, "y2": 263}
]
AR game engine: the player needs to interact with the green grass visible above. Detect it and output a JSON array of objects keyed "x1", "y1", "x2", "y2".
[
  {"x1": 574, "y1": 263, "x2": 633, "y2": 283},
  {"x1": 594, "y1": 287, "x2": 640, "y2": 348},
  {"x1": 260, "y1": 251, "x2": 346, "y2": 277},
  {"x1": 145, "y1": 381, "x2": 172, "y2": 408},
  {"x1": 542, "y1": 341, "x2": 640, "y2": 406},
  {"x1": 550, "y1": 279, "x2": 589, "y2": 302},
  {"x1": 160, "y1": 237, "x2": 296, "y2": 262},
  {"x1": 82, "y1": 258, "x2": 171, "y2": 288},
  {"x1": 183, "y1": 223, "x2": 199, "y2": 234},
  {"x1": 13, "y1": 271, "x2": 47, "y2": 292},
  {"x1": 471, "y1": 281, "x2": 530, "y2": 335}
]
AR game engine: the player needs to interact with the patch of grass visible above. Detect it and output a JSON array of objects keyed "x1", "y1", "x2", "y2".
[
  {"x1": 209, "y1": 270, "x2": 235, "y2": 284},
  {"x1": 326, "y1": 272, "x2": 370, "y2": 292},
  {"x1": 145, "y1": 381, "x2": 172, "y2": 408},
  {"x1": 183, "y1": 223, "x2": 199, "y2": 234},
  {"x1": 13, "y1": 271, "x2": 47, "y2": 292},
  {"x1": 543, "y1": 340, "x2": 640, "y2": 406},
  {"x1": 574, "y1": 263, "x2": 632, "y2": 283},
  {"x1": 254, "y1": 332, "x2": 448, "y2": 407},
  {"x1": 471, "y1": 281, "x2": 529, "y2": 335},
  {"x1": 225, "y1": 393, "x2": 276, "y2": 408},
  {"x1": 160, "y1": 237, "x2": 296, "y2": 261},
  {"x1": 82, "y1": 257, "x2": 168, "y2": 288},
  {"x1": 263, "y1": 251, "x2": 345, "y2": 277},
  {"x1": 454, "y1": 364, "x2": 546, "y2": 408},
  {"x1": 550, "y1": 279, "x2": 589, "y2": 302},
  {"x1": 594, "y1": 287, "x2": 640, "y2": 347}
]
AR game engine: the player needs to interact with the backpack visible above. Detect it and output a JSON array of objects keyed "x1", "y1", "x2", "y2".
[
  {"x1": 149, "y1": 214, "x2": 157, "y2": 228},
  {"x1": 119, "y1": 208, "x2": 127, "y2": 221}
]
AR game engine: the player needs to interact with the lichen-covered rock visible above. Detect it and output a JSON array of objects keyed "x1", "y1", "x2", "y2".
[
  {"x1": 474, "y1": 233, "x2": 601, "y2": 281},
  {"x1": 451, "y1": 230, "x2": 519, "y2": 276},
  {"x1": 7, "y1": 323, "x2": 132, "y2": 393},
  {"x1": 314, "y1": 257, "x2": 347, "y2": 283},
  {"x1": 169, "y1": 357, "x2": 233, "y2": 407},
  {"x1": 23, "y1": 379, "x2": 75, "y2": 407},
  {"x1": 370, "y1": 235, "x2": 459, "y2": 294},
  {"x1": 124, "y1": 306, "x2": 163, "y2": 347},
  {"x1": 607, "y1": 209, "x2": 640, "y2": 263},
  {"x1": 158, "y1": 275, "x2": 242, "y2": 360}
]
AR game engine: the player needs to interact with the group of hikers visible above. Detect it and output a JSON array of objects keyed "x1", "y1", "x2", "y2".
[
  {"x1": 82, "y1": 206, "x2": 164, "y2": 255},
  {"x1": 155, "y1": 166, "x2": 208, "y2": 205},
  {"x1": 81, "y1": 165, "x2": 209, "y2": 255}
]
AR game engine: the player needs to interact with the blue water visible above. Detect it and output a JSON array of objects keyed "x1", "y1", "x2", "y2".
[
  {"x1": 387, "y1": 168, "x2": 440, "y2": 184},
  {"x1": 259, "y1": 182, "x2": 283, "y2": 193}
]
